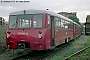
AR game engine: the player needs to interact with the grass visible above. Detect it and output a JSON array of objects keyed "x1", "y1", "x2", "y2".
[
  {"x1": 84, "y1": 36, "x2": 90, "y2": 47},
  {"x1": 0, "y1": 48, "x2": 5, "y2": 54},
  {"x1": 72, "y1": 36, "x2": 81, "y2": 47},
  {"x1": 70, "y1": 47, "x2": 90, "y2": 60},
  {"x1": 50, "y1": 49, "x2": 77, "y2": 60},
  {"x1": 70, "y1": 36, "x2": 90, "y2": 60},
  {"x1": 0, "y1": 26, "x2": 8, "y2": 54},
  {"x1": 9, "y1": 49, "x2": 31, "y2": 58},
  {"x1": 53, "y1": 50, "x2": 77, "y2": 60},
  {"x1": 50, "y1": 36, "x2": 81, "y2": 60}
]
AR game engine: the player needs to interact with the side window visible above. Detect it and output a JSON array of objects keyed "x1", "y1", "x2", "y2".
[
  {"x1": 70, "y1": 22, "x2": 73, "y2": 29},
  {"x1": 9, "y1": 15, "x2": 16, "y2": 28},
  {"x1": 65, "y1": 21, "x2": 74, "y2": 29},
  {"x1": 61, "y1": 19, "x2": 65, "y2": 28},
  {"x1": 47, "y1": 15, "x2": 50, "y2": 28},
  {"x1": 68, "y1": 22, "x2": 73, "y2": 29},
  {"x1": 64, "y1": 20, "x2": 69, "y2": 29},
  {"x1": 58, "y1": 18, "x2": 61, "y2": 28},
  {"x1": 76, "y1": 25, "x2": 79, "y2": 30},
  {"x1": 55, "y1": 17, "x2": 59, "y2": 28},
  {"x1": 67, "y1": 21, "x2": 71, "y2": 29}
]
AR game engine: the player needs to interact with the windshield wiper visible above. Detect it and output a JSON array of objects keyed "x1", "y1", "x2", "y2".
[{"x1": 12, "y1": 23, "x2": 15, "y2": 27}]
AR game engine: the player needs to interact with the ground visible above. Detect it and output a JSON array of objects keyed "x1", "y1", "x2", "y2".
[{"x1": 50, "y1": 35, "x2": 88, "y2": 60}]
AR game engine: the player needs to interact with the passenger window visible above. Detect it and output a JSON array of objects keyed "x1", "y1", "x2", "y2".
[
  {"x1": 68, "y1": 22, "x2": 73, "y2": 29},
  {"x1": 58, "y1": 18, "x2": 61, "y2": 28},
  {"x1": 64, "y1": 21, "x2": 69, "y2": 29},
  {"x1": 55, "y1": 17, "x2": 59, "y2": 28},
  {"x1": 61, "y1": 19, "x2": 65, "y2": 28},
  {"x1": 65, "y1": 21, "x2": 73, "y2": 29},
  {"x1": 33, "y1": 21, "x2": 37, "y2": 27}
]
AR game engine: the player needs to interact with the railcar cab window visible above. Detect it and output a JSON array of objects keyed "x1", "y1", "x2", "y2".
[
  {"x1": 18, "y1": 15, "x2": 32, "y2": 28},
  {"x1": 9, "y1": 15, "x2": 16, "y2": 28},
  {"x1": 33, "y1": 15, "x2": 43, "y2": 28}
]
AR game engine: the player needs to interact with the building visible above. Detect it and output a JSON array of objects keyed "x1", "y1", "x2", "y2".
[
  {"x1": 0, "y1": 17, "x2": 5, "y2": 26},
  {"x1": 85, "y1": 15, "x2": 90, "y2": 35},
  {"x1": 86, "y1": 15, "x2": 90, "y2": 22},
  {"x1": 58, "y1": 12, "x2": 77, "y2": 18},
  {"x1": 81, "y1": 23, "x2": 85, "y2": 34}
]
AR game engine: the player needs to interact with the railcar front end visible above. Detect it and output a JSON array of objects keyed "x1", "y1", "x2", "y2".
[{"x1": 6, "y1": 13, "x2": 51, "y2": 50}]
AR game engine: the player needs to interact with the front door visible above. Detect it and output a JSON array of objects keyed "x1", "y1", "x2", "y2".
[
  {"x1": 51, "y1": 16, "x2": 55, "y2": 46},
  {"x1": 73, "y1": 23, "x2": 76, "y2": 38}
]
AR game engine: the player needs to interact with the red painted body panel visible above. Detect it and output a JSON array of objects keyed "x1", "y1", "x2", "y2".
[
  {"x1": 44, "y1": 29, "x2": 51, "y2": 49},
  {"x1": 54, "y1": 29, "x2": 74, "y2": 46},
  {"x1": 73, "y1": 24, "x2": 76, "y2": 38},
  {"x1": 6, "y1": 29, "x2": 51, "y2": 50}
]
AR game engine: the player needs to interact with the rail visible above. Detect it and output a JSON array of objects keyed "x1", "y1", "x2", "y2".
[{"x1": 64, "y1": 46, "x2": 90, "y2": 60}]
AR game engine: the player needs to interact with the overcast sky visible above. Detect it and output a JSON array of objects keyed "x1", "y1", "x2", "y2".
[{"x1": 0, "y1": 0, "x2": 90, "y2": 23}]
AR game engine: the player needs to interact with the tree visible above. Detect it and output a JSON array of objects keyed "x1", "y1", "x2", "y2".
[{"x1": 69, "y1": 15, "x2": 80, "y2": 25}]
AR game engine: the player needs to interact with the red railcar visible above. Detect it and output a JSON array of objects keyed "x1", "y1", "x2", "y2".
[{"x1": 6, "y1": 9, "x2": 82, "y2": 50}]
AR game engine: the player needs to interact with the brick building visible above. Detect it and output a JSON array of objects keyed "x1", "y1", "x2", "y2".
[{"x1": 58, "y1": 12, "x2": 77, "y2": 18}]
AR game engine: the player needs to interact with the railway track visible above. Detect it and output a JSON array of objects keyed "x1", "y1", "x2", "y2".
[
  {"x1": 11, "y1": 41, "x2": 73, "y2": 60},
  {"x1": 64, "y1": 46, "x2": 90, "y2": 60}
]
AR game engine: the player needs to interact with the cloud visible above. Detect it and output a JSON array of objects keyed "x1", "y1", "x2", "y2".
[
  {"x1": 0, "y1": 0, "x2": 90, "y2": 22},
  {"x1": 0, "y1": 5, "x2": 17, "y2": 21},
  {"x1": 77, "y1": 11, "x2": 90, "y2": 22}
]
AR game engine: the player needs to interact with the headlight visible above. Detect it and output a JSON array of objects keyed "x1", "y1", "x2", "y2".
[
  {"x1": 6, "y1": 31, "x2": 11, "y2": 38},
  {"x1": 7, "y1": 33, "x2": 10, "y2": 38},
  {"x1": 38, "y1": 34, "x2": 42, "y2": 39}
]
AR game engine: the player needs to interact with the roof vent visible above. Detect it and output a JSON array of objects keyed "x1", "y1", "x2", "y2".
[
  {"x1": 23, "y1": 10, "x2": 26, "y2": 14},
  {"x1": 46, "y1": 9, "x2": 49, "y2": 10}
]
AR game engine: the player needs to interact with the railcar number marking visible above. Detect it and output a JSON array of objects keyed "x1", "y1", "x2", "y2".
[{"x1": 17, "y1": 32, "x2": 28, "y2": 35}]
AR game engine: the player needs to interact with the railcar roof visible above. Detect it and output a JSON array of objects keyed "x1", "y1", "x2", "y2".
[{"x1": 9, "y1": 9, "x2": 80, "y2": 26}]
